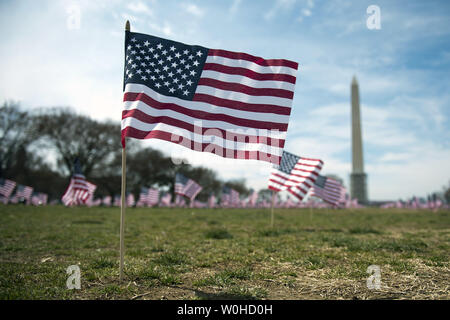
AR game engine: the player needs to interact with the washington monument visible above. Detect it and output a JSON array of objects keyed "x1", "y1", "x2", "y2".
[{"x1": 350, "y1": 76, "x2": 368, "y2": 203}]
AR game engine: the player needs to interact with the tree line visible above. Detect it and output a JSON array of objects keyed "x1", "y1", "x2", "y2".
[{"x1": 0, "y1": 101, "x2": 252, "y2": 202}]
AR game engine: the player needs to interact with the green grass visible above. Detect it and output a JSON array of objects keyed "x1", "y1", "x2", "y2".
[{"x1": 0, "y1": 205, "x2": 449, "y2": 300}]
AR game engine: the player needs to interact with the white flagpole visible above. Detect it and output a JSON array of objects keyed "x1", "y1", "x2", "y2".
[{"x1": 119, "y1": 20, "x2": 130, "y2": 281}]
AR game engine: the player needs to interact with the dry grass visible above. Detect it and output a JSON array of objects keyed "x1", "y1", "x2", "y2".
[{"x1": 0, "y1": 205, "x2": 449, "y2": 300}]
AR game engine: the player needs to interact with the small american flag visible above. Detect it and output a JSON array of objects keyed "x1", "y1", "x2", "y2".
[
  {"x1": 175, "y1": 194, "x2": 186, "y2": 207},
  {"x1": 127, "y1": 193, "x2": 135, "y2": 207},
  {"x1": 175, "y1": 173, "x2": 202, "y2": 200},
  {"x1": 309, "y1": 175, "x2": 346, "y2": 207},
  {"x1": 160, "y1": 192, "x2": 172, "y2": 206},
  {"x1": 0, "y1": 178, "x2": 16, "y2": 200},
  {"x1": 31, "y1": 192, "x2": 48, "y2": 206},
  {"x1": 103, "y1": 195, "x2": 112, "y2": 206},
  {"x1": 137, "y1": 187, "x2": 149, "y2": 206},
  {"x1": 15, "y1": 184, "x2": 34, "y2": 204},
  {"x1": 121, "y1": 31, "x2": 298, "y2": 165},
  {"x1": 268, "y1": 150, "x2": 323, "y2": 201},
  {"x1": 193, "y1": 200, "x2": 207, "y2": 208},
  {"x1": 247, "y1": 189, "x2": 258, "y2": 207},
  {"x1": 207, "y1": 194, "x2": 216, "y2": 208},
  {"x1": 148, "y1": 188, "x2": 160, "y2": 206},
  {"x1": 62, "y1": 160, "x2": 96, "y2": 206},
  {"x1": 113, "y1": 195, "x2": 121, "y2": 206},
  {"x1": 221, "y1": 186, "x2": 240, "y2": 207}
]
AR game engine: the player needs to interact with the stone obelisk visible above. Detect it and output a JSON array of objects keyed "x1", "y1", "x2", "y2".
[{"x1": 350, "y1": 76, "x2": 368, "y2": 204}]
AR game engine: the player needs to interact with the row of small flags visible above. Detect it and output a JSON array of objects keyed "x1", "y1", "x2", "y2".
[
  {"x1": 2, "y1": 174, "x2": 446, "y2": 210},
  {"x1": 380, "y1": 197, "x2": 444, "y2": 210},
  {"x1": 1, "y1": 154, "x2": 446, "y2": 209},
  {"x1": 0, "y1": 178, "x2": 47, "y2": 205}
]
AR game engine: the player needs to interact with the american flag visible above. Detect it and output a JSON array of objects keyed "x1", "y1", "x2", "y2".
[
  {"x1": 160, "y1": 192, "x2": 172, "y2": 206},
  {"x1": 31, "y1": 192, "x2": 48, "y2": 206},
  {"x1": 175, "y1": 194, "x2": 186, "y2": 207},
  {"x1": 193, "y1": 200, "x2": 207, "y2": 208},
  {"x1": 247, "y1": 189, "x2": 258, "y2": 207},
  {"x1": 14, "y1": 184, "x2": 34, "y2": 203},
  {"x1": 62, "y1": 160, "x2": 96, "y2": 206},
  {"x1": 175, "y1": 173, "x2": 202, "y2": 200},
  {"x1": 127, "y1": 193, "x2": 135, "y2": 207},
  {"x1": 121, "y1": 31, "x2": 298, "y2": 165},
  {"x1": 113, "y1": 195, "x2": 121, "y2": 207},
  {"x1": 221, "y1": 186, "x2": 240, "y2": 207},
  {"x1": 0, "y1": 178, "x2": 16, "y2": 199},
  {"x1": 309, "y1": 175, "x2": 346, "y2": 207},
  {"x1": 103, "y1": 195, "x2": 112, "y2": 206},
  {"x1": 208, "y1": 194, "x2": 216, "y2": 208},
  {"x1": 148, "y1": 188, "x2": 160, "y2": 206},
  {"x1": 268, "y1": 151, "x2": 323, "y2": 201},
  {"x1": 137, "y1": 187, "x2": 149, "y2": 206},
  {"x1": 89, "y1": 198, "x2": 102, "y2": 206}
]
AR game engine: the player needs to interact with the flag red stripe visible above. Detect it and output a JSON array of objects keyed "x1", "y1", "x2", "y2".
[
  {"x1": 192, "y1": 93, "x2": 291, "y2": 115},
  {"x1": 197, "y1": 78, "x2": 294, "y2": 99},
  {"x1": 123, "y1": 93, "x2": 288, "y2": 131},
  {"x1": 207, "y1": 49, "x2": 299, "y2": 69},
  {"x1": 271, "y1": 173, "x2": 315, "y2": 185},
  {"x1": 122, "y1": 110, "x2": 284, "y2": 148},
  {"x1": 203, "y1": 63, "x2": 297, "y2": 84},
  {"x1": 121, "y1": 127, "x2": 281, "y2": 163}
]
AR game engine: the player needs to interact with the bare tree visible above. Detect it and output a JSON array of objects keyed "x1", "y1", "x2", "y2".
[
  {"x1": 0, "y1": 101, "x2": 33, "y2": 177},
  {"x1": 34, "y1": 108, "x2": 121, "y2": 177}
]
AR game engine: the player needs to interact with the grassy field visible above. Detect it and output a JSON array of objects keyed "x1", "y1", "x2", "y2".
[{"x1": 0, "y1": 205, "x2": 449, "y2": 300}]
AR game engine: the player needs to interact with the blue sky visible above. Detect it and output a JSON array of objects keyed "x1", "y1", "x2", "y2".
[{"x1": 0, "y1": 0, "x2": 449, "y2": 200}]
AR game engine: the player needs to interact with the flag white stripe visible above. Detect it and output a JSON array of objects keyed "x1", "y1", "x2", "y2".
[
  {"x1": 194, "y1": 86, "x2": 293, "y2": 108},
  {"x1": 199, "y1": 70, "x2": 296, "y2": 91},
  {"x1": 122, "y1": 117, "x2": 286, "y2": 152},
  {"x1": 205, "y1": 56, "x2": 297, "y2": 76},
  {"x1": 123, "y1": 90, "x2": 290, "y2": 124}
]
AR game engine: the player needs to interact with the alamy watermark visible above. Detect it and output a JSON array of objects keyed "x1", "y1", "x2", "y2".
[
  {"x1": 168, "y1": 120, "x2": 283, "y2": 167},
  {"x1": 366, "y1": 5, "x2": 381, "y2": 30},
  {"x1": 366, "y1": 265, "x2": 381, "y2": 290},
  {"x1": 66, "y1": 265, "x2": 81, "y2": 289},
  {"x1": 66, "y1": 4, "x2": 81, "y2": 30}
]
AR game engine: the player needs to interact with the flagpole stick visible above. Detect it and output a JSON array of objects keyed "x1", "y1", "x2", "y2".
[
  {"x1": 119, "y1": 20, "x2": 130, "y2": 281},
  {"x1": 270, "y1": 190, "x2": 275, "y2": 228},
  {"x1": 120, "y1": 146, "x2": 126, "y2": 281}
]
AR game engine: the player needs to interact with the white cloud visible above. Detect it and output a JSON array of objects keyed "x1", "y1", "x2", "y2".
[
  {"x1": 302, "y1": 8, "x2": 311, "y2": 16},
  {"x1": 264, "y1": 0, "x2": 297, "y2": 21},
  {"x1": 127, "y1": 1, "x2": 153, "y2": 16},
  {"x1": 148, "y1": 21, "x2": 174, "y2": 37},
  {"x1": 229, "y1": 0, "x2": 242, "y2": 15},
  {"x1": 183, "y1": 3, "x2": 204, "y2": 17}
]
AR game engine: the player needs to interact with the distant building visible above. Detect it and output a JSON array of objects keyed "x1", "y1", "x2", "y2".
[{"x1": 350, "y1": 76, "x2": 368, "y2": 204}]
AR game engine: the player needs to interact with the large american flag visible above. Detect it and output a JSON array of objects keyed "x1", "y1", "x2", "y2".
[
  {"x1": 309, "y1": 175, "x2": 346, "y2": 207},
  {"x1": 61, "y1": 161, "x2": 96, "y2": 206},
  {"x1": 175, "y1": 173, "x2": 202, "y2": 200},
  {"x1": 268, "y1": 150, "x2": 323, "y2": 201},
  {"x1": 0, "y1": 178, "x2": 16, "y2": 199},
  {"x1": 121, "y1": 31, "x2": 298, "y2": 165}
]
